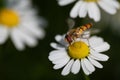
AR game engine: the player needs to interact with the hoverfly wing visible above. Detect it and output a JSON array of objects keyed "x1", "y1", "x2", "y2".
[
  {"x1": 66, "y1": 18, "x2": 75, "y2": 29},
  {"x1": 81, "y1": 28, "x2": 101, "y2": 39},
  {"x1": 90, "y1": 28, "x2": 101, "y2": 34},
  {"x1": 81, "y1": 30, "x2": 91, "y2": 39}
]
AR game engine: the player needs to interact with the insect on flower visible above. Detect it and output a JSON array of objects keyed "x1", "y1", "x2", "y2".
[{"x1": 65, "y1": 23, "x2": 93, "y2": 44}]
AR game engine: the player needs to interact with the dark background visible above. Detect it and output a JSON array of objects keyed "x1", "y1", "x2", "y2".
[{"x1": 0, "y1": 0, "x2": 120, "y2": 80}]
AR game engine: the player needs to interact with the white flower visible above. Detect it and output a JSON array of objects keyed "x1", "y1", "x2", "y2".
[
  {"x1": 57, "y1": 0, "x2": 120, "y2": 22},
  {"x1": 0, "y1": 0, "x2": 45, "y2": 50},
  {"x1": 48, "y1": 34, "x2": 110, "y2": 76}
]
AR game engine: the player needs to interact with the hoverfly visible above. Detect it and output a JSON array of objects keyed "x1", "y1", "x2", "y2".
[{"x1": 65, "y1": 22, "x2": 93, "y2": 44}]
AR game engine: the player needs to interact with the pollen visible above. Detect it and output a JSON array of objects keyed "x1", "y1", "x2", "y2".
[
  {"x1": 84, "y1": 0, "x2": 98, "y2": 2},
  {"x1": 0, "y1": 9, "x2": 19, "y2": 28},
  {"x1": 68, "y1": 41, "x2": 89, "y2": 59}
]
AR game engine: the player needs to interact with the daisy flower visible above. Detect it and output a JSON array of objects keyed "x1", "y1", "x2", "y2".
[
  {"x1": 57, "y1": 0, "x2": 120, "y2": 22},
  {"x1": 48, "y1": 34, "x2": 110, "y2": 76},
  {"x1": 0, "y1": 0, "x2": 45, "y2": 50}
]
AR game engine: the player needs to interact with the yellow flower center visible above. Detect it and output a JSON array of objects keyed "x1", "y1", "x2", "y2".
[
  {"x1": 84, "y1": 0, "x2": 98, "y2": 2},
  {"x1": 68, "y1": 41, "x2": 89, "y2": 59},
  {"x1": 0, "y1": 9, "x2": 19, "y2": 28}
]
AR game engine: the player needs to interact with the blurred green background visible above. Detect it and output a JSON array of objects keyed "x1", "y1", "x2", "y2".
[{"x1": 0, "y1": 0, "x2": 120, "y2": 80}]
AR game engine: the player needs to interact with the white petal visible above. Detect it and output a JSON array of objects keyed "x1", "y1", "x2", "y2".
[
  {"x1": 20, "y1": 11, "x2": 37, "y2": 21},
  {"x1": 70, "y1": 1, "x2": 83, "y2": 18},
  {"x1": 79, "y1": 2, "x2": 87, "y2": 18},
  {"x1": 52, "y1": 55, "x2": 70, "y2": 64},
  {"x1": 81, "y1": 59, "x2": 90, "y2": 75},
  {"x1": 89, "y1": 36, "x2": 104, "y2": 48},
  {"x1": 90, "y1": 49, "x2": 109, "y2": 61},
  {"x1": 71, "y1": 59, "x2": 81, "y2": 74},
  {"x1": 87, "y1": 2, "x2": 100, "y2": 22},
  {"x1": 19, "y1": 9, "x2": 37, "y2": 17},
  {"x1": 55, "y1": 34, "x2": 68, "y2": 46},
  {"x1": 55, "y1": 35, "x2": 63, "y2": 42},
  {"x1": 87, "y1": 3, "x2": 94, "y2": 18},
  {"x1": 58, "y1": 0, "x2": 76, "y2": 6},
  {"x1": 88, "y1": 56, "x2": 103, "y2": 68},
  {"x1": 12, "y1": 0, "x2": 31, "y2": 10},
  {"x1": 17, "y1": 28, "x2": 38, "y2": 47},
  {"x1": 98, "y1": 0, "x2": 117, "y2": 14},
  {"x1": 53, "y1": 61, "x2": 68, "y2": 69},
  {"x1": 11, "y1": 28, "x2": 37, "y2": 47},
  {"x1": 10, "y1": 28, "x2": 25, "y2": 51},
  {"x1": 49, "y1": 49, "x2": 65, "y2": 56},
  {"x1": 90, "y1": 2, "x2": 100, "y2": 22},
  {"x1": 49, "y1": 50, "x2": 68, "y2": 61},
  {"x1": 20, "y1": 21, "x2": 45, "y2": 39},
  {"x1": 50, "y1": 42, "x2": 64, "y2": 49},
  {"x1": 49, "y1": 49, "x2": 64, "y2": 56},
  {"x1": 0, "y1": 26, "x2": 9, "y2": 44},
  {"x1": 83, "y1": 58, "x2": 95, "y2": 72},
  {"x1": 104, "y1": 0, "x2": 120, "y2": 9},
  {"x1": 93, "y1": 42, "x2": 110, "y2": 52},
  {"x1": 61, "y1": 59, "x2": 74, "y2": 76},
  {"x1": 37, "y1": 27, "x2": 45, "y2": 39},
  {"x1": 53, "y1": 56, "x2": 70, "y2": 69}
]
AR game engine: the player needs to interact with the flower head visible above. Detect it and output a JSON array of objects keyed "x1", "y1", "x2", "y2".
[
  {"x1": 0, "y1": 0, "x2": 45, "y2": 50},
  {"x1": 57, "y1": 0, "x2": 120, "y2": 22},
  {"x1": 48, "y1": 34, "x2": 110, "y2": 76}
]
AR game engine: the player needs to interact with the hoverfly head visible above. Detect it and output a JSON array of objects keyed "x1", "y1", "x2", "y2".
[{"x1": 65, "y1": 34, "x2": 73, "y2": 44}]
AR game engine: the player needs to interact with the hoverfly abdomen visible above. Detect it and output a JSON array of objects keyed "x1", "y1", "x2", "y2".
[{"x1": 81, "y1": 23, "x2": 92, "y2": 31}]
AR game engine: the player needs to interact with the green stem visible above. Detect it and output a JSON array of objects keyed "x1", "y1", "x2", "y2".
[{"x1": 83, "y1": 73, "x2": 90, "y2": 80}]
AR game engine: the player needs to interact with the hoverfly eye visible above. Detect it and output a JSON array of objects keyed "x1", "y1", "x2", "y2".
[
  {"x1": 65, "y1": 35, "x2": 68, "y2": 41},
  {"x1": 65, "y1": 34, "x2": 73, "y2": 44},
  {"x1": 65, "y1": 35, "x2": 68, "y2": 38}
]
